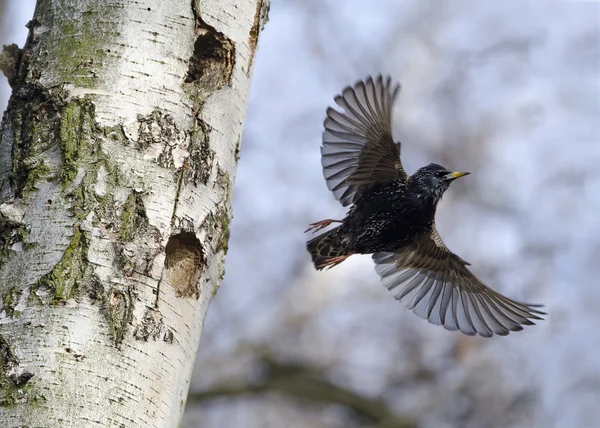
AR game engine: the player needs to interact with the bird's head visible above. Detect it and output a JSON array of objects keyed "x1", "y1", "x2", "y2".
[{"x1": 410, "y1": 163, "x2": 470, "y2": 203}]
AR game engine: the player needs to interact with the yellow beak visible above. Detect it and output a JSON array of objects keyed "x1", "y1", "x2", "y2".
[{"x1": 444, "y1": 171, "x2": 470, "y2": 180}]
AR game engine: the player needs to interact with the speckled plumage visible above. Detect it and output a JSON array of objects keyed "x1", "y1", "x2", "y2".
[
  {"x1": 334, "y1": 164, "x2": 456, "y2": 253},
  {"x1": 306, "y1": 75, "x2": 544, "y2": 337}
]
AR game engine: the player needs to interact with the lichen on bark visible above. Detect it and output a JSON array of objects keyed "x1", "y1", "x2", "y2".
[
  {"x1": 28, "y1": 2, "x2": 119, "y2": 87},
  {"x1": 0, "y1": 335, "x2": 40, "y2": 407},
  {"x1": 35, "y1": 225, "x2": 89, "y2": 303},
  {"x1": 59, "y1": 100, "x2": 96, "y2": 188},
  {"x1": 120, "y1": 192, "x2": 146, "y2": 242}
]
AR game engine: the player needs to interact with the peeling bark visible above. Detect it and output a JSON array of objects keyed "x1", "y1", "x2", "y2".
[
  {"x1": 0, "y1": 44, "x2": 22, "y2": 88},
  {"x1": 248, "y1": 0, "x2": 270, "y2": 75},
  {"x1": 0, "y1": 0, "x2": 265, "y2": 426}
]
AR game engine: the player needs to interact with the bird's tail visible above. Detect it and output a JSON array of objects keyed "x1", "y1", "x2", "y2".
[{"x1": 306, "y1": 227, "x2": 346, "y2": 270}]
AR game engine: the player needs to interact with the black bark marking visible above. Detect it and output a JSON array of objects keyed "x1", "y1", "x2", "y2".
[
  {"x1": 134, "y1": 306, "x2": 170, "y2": 342},
  {"x1": 11, "y1": 371, "x2": 34, "y2": 386},
  {"x1": 91, "y1": 278, "x2": 135, "y2": 348},
  {"x1": 187, "y1": 118, "x2": 214, "y2": 186},
  {"x1": 135, "y1": 110, "x2": 184, "y2": 168},
  {"x1": 0, "y1": 335, "x2": 38, "y2": 405},
  {"x1": 107, "y1": 287, "x2": 135, "y2": 347},
  {"x1": 0, "y1": 335, "x2": 19, "y2": 377}
]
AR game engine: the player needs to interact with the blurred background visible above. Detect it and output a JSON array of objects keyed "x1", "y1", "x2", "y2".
[{"x1": 2, "y1": 1, "x2": 599, "y2": 427}]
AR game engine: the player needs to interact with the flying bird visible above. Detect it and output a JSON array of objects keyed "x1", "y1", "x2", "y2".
[{"x1": 306, "y1": 75, "x2": 544, "y2": 337}]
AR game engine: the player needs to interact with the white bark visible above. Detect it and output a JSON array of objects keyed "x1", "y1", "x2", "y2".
[{"x1": 0, "y1": 0, "x2": 268, "y2": 426}]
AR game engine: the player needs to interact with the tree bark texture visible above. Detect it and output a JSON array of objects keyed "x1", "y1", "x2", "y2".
[{"x1": 0, "y1": 0, "x2": 268, "y2": 426}]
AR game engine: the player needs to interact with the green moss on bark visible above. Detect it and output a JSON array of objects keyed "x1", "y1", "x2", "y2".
[
  {"x1": 59, "y1": 100, "x2": 96, "y2": 189},
  {"x1": 0, "y1": 335, "x2": 42, "y2": 407},
  {"x1": 4, "y1": 84, "x2": 64, "y2": 198},
  {"x1": 216, "y1": 209, "x2": 230, "y2": 254},
  {"x1": 59, "y1": 103, "x2": 82, "y2": 185},
  {"x1": 32, "y1": 2, "x2": 119, "y2": 87},
  {"x1": 2, "y1": 288, "x2": 18, "y2": 317},
  {"x1": 120, "y1": 192, "x2": 148, "y2": 242},
  {"x1": 0, "y1": 223, "x2": 33, "y2": 267},
  {"x1": 1, "y1": 87, "x2": 97, "y2": 199},
  {"x1": 35, "y1": 226, "x2": 88, "y2": 303},
  {"x1": 22, "y1": 160, "x2": 52, "y2": 192}
]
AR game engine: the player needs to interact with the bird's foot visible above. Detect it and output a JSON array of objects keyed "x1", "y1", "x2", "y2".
[
  {"x1": 320, "y1": 253, "x2": 353, "y2": 270},
  {"x1": 305, "y1": 219, "x2": 343, "y2": 233}
]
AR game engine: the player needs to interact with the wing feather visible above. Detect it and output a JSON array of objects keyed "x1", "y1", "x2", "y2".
[
  {"x1": 322, "y1": 75, "x2": 407, "y2": 207},
  {"x1": 372, "y1": 228, "x2": 544, "y2": 337}
]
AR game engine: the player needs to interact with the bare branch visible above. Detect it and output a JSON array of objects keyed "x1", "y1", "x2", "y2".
[{"x1": 187, "y1": 356, "x2": 416, "y2": 428}]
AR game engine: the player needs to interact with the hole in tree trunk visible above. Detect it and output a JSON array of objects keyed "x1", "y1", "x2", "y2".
[
  {"x1": 164, "y1": 232, "x2": 203, "y2": 299},
  {"x1": 184, "y1": 19, "x2": 234, "y2": 92}
]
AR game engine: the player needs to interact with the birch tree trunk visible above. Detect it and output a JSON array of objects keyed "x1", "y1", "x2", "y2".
[{"x1": 0, "y1": 0, "x2": 268, "y2": 426}]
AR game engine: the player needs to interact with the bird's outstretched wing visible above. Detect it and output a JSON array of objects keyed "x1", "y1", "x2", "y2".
[
  {"x1": 321, "y1": 75, "x2": 407, "y2": 207},
  {"x1": 372, "y1": 227, "x2": 544, "y2": 337}
]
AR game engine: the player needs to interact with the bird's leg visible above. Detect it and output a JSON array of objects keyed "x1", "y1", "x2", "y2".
[
  {"x1": 305, "y1": 219, "x2": 343, "y2": 233},
  {"x1": 321, "y1": 253, "x2": 354, "y2": 270}
]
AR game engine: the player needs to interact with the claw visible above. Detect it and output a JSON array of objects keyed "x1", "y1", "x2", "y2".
[
  {"x1": 305, "y1": 219, "x2": 343, "y2": 233},
  {"x1": 319, "y1": 253, "x2": 353, "y2": 270}
]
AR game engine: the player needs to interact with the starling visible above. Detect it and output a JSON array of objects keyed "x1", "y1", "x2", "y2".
[{"x1": 306, "y1": 75, "x2": 544, "y2": 337}]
